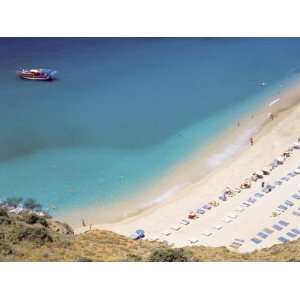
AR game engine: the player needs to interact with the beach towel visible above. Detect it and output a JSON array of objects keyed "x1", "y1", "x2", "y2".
[
  {"x1": 247, "y1": 197, "x2": 257, "y2": 204},
  {"x1": 281, "y1": 176, "x2": 290, "y2": 182},
  {"x1": 255, "y1": 193, "x2": 264, "y2": 198},
  {"x1": 180, "y1": 219, "x2": 190, "y2": 225},
  {"x1": 196, "y1": 208, "x2": 205, "y2": 214}
]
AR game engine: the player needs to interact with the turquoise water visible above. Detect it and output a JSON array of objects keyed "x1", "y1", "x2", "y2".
[{"x1": 1, "y1": 38, "x2": 300, "y2": 219}]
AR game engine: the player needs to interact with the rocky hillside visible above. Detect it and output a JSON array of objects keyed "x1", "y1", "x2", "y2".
[{"x1": 1, "y1": 208, "x2": 300, "y2": 261}]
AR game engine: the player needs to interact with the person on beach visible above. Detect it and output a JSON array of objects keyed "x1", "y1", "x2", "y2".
[
  {"x1": 270, "y1": 113, "x2": 274, "y2": 121},
  {"x1": 89, "y1": 224, "x2": 92, "y2": 230},
  {"x1": 81, "y1": 219, "x2": 86, "y2": 227},
  {"x1": 261, "y1": 181, "x2": 265, "y2": 188},
  {"x1": 250, "y1": 137, "x2": 254, "y2": 146}
]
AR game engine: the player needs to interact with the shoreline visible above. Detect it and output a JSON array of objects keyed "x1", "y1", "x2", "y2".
[{"x1": 73, "y1": 77, "x2": 300, "y2": 243}]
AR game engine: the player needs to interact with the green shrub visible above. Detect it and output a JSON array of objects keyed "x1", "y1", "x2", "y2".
[
  {"x1": 23, "y1": 199, "x2": 42, "y2": 211},
  {"x1": 0, "y1": 208, "x2": 8, "y2": 217},
  {"x1": 76, "y1": 256, "x2": 93, "y2": 262},
  {"x1": 0, "y1": 216, "x2": 11, "y2": 225},
  {"x1": 24, "y1": 214, "x2": 48, "y2": 227},
  {"x1": 0, "y1": 241, "x2": 12, "y2": 256},
  {"x1": 148, "y1": 248, "x2": 191, "y2": 262},
  {"x1": 15, "y1": 226, "x2": 53, "y2": 244},
  {"x1": 3, "y1": 197, "x2": 23, "y2": 208},
  {"x1": 124, "y1": 254, "x2": 143, "y2": 262}
]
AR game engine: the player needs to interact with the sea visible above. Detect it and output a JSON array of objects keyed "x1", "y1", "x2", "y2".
[{"x1": 1, "y1": 37, "x2": 300, "y2": 225}]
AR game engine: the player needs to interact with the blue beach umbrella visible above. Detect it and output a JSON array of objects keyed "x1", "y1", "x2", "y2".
[{"x1": 136, "y1": 229, "x2": 145, "y2": 237}]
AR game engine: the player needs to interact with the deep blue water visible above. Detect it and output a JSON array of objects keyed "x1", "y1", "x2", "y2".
[{"x1": 0, "y1": 38, "x2": 300, "y2": 218}]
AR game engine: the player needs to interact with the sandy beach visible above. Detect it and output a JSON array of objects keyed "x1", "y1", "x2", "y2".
[{"x1": 75, "y1": 79, "x2": 300, "y2": 253}]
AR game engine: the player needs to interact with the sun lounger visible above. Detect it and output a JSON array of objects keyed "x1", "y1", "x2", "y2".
[
  {"x1": 291, "y1": 228, "x2": 300, "y2": 235},
  {"x1": 257, "y1": 232, "x2": 268, "y2": 239},
  {"x1": 288, "y1": 172, "x2": 297, "y2": 177},
  {"x1": 281, "y1": 176, "x2": 290, "y2": 182},
  {"x1": 170, "y1": 225, "x2": 181, "y2": 231},
  {"x1": 286, "y1": 232, "x2": 297, "y2": 238},
  {"x1": 203, "y1": 204, "x2": 212, "y2": 210},
  {"x1": 247, "y1": 197, "x2": 257, "y2": 204},
  {"x1": 241, "y1": 202, "x2": 250, "y2": 207},
  {"x1": 263, "y1": 228, "x2": 274, "y2": 234},
  {"x1": 222, "y1": 217, "x2": 232, "y2": 223},
  {"x1": 234, "y1": 238, "x2": 245, "y2": 243},
  {"x1": 196, "y1": 208, "x2": 205, "y2": 214},
  {"x1": 255, "y1": 193, "x2": 264, "y2": 198},
  {"x1": 213, "y1": 224, "x2": 223, "y2": 230},
  {"x1": 235, "y1": 207, "x2": 244, "y2": 212},
  {"x1": 274, "y1": 180, "x2": 283, "y2": 186},
  {"x1": 272, "y1": 224, "x2": 283, "y2": 231},
  {"x1": 262, "y1": 186, "x2": 273, "y2": 193},
  {"x1": 230, "y1": 242, "x2": 242, "y2": 249},
  {"x1": 278, "y1": 236, "x2": 290, "y2": 243},
  {"x1": 251, "y1": 237, "x2": 262, "y2": 244},
  {"x1": 180, "y1": 219, "x2": 190, "y2": 225},
  {"x1": 292, "y1": 211, "x2": 300, "y2": 217},
  {"x1": 278, "y1": 205, "x2": 288, "y2": 211},
  {"x1": 219, "y1": 195, "x2": 227, "y2": 201},
  {"x1": 292, "y1": 194, "x2": 300, "y2": 200},
  {"x1": 161, "y1": 230, "x2": 172, "y2": 236},
  {"x1": 278, "y1": 220, "x2": 289, "y2": 227},
  {"x1": 188, "y1": 238, "x2": 199, "y2": 244},
  {"x1": 202, "y1": 231, "x2": 212, "y2": 237},
  {"x1": 227, "y1": 213, "x2": 238, "y2": 219},
  {"x1": 285, "y1": 200, "x2": 294, "y2": 207}
]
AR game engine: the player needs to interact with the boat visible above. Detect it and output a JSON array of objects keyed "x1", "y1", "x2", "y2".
[{"x1": 16, "y1": 68, "x2": 57, "y2": 81}]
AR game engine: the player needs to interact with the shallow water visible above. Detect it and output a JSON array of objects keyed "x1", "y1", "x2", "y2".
[{"x1": 1, "y1": 38, "x2": 300, "y2": 220}]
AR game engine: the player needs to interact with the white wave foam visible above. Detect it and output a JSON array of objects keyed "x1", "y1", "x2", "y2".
[
  {"x1": 207, "y1": 127, "x2": 258, "y2": 169},
  {"x1": 140, "y1": 182, "x2": 190, "y2": 209}
]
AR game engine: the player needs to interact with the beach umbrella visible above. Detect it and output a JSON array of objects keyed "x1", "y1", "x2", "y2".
[
  {"x1": 276, "y1": 157, "x2": 284, "y2": 163},
  {"x1": 136, "y1": 229, "x2": 145, "y2": 238},
  {"x1": 294, "y1": 142, "x2": 300, "y2": 149},
  {"x1": 130, "y1": 232, "x2": 140, "y2": 240},
  {"x1": 262, "y1": 167, "x2": 270, "y2": 174},
  {"x1": 256, "y1": 171, "x2": 264, "y2": 177}
]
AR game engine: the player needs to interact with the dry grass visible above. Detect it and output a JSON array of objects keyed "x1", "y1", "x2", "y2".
[{"x1": 1, "y1": 211, "x2": 300, "y2": 262}]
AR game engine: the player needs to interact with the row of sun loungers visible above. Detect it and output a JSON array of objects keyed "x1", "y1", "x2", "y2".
[
  {"x1": 250, "y1": 220, "x2": 290, "y2": 244},
  {"x1": 156, "y1": 151, "x2": 300, "y2": 244}
]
